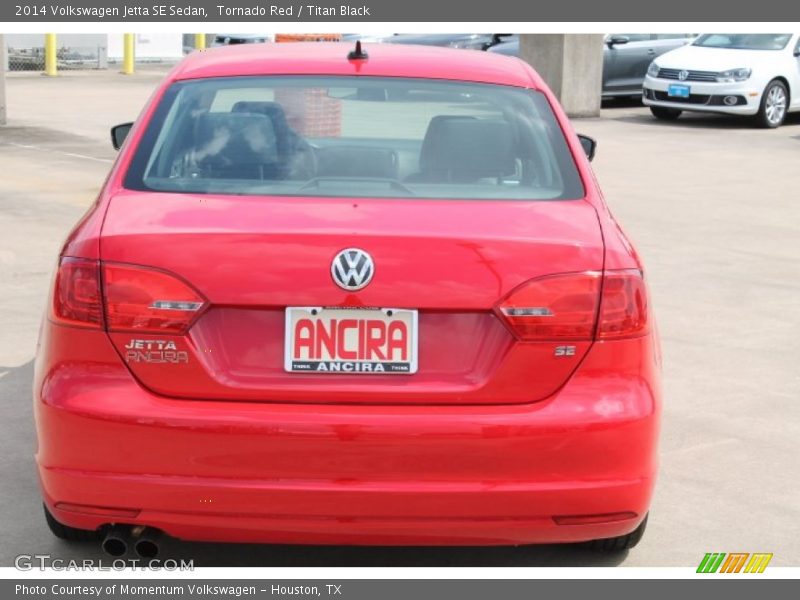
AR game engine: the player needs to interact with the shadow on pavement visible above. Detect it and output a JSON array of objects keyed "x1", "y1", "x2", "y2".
[
  {"x1": 609, "y1": 107, "x2": 800, "y2": 130},
  {"x1": 1, "y1": 361, "x2": 626, "y2": 567},
  {"x1": 601, "y1": 97, "x2": 644, "y2": 110},
  {"x1": 153, "y1": 539, "x2": 628, "y2": 568}
]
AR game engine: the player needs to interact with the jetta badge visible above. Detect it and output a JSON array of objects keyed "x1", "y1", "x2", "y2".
[
  {"x1": 331, "y1": 248, "x2": 374, "y2": 291},
  {"x1": 678, "y1": 70, "x2": 689, "y2": 81}
]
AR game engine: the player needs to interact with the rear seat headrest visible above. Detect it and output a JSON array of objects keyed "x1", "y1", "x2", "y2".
[
  {"x1": 193, "y1": 112, "x2": 279, "y2": 164},
  {"x1": 231, "y1": 101, "x2": 290, "y2": 131},
  {"x1": 420, "y1": 116, "x2": 516, "y2": 181}
]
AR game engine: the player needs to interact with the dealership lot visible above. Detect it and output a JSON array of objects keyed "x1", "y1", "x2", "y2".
[{"x1": 1, "y1": 70, "x2": 799, "y2": 567}]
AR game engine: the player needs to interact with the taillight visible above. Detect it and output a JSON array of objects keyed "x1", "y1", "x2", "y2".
[
  {"x1": 103, "y1": 263, "x2": 206, "y2": 334},
  {"x1": 498, "y1": 272, "x2": 602, "y2": 341},
  {"x1": 497, "y1": 269, "x2": 650, "y2": 341},
  {"x1": 597, "y1": 269, "x2": 650, "y2": 339},
  {"x1": 51, "y1": 257, "x2": 103, "y2": 328}
]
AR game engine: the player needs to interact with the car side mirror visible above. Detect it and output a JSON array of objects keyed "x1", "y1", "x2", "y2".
[
  {"x1": 607, "y1": 36, "x2": 630, "y2": 48},
  {"x1": 111, "y1": 122, "x2": 134, "y2": 150},
  {"x1": 794, "y1": 48, "x2": 800, "y2": 57},
  {"x1": 578, "y1": 134, "x2": 597, "y2": 161},
  {"x1": 490, "y1": 33, "x2": 513, "y2": 45}
]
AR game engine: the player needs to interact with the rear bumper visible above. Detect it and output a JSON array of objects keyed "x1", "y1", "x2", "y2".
[
  {"x1": 35, "y1": 325, "x2": 661, "y2": 546},
  {"x1": 43, "y1": 480, "x2": 648, "y2": 546}
]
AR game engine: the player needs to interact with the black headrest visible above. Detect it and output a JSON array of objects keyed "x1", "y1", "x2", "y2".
[
  {"x1": 232, "y1": 101, "x2": 290, "y2": 131},
  {"x1": 232, "y1": 101, "x2": 307, "y2": 158},
  {"x1": 419, "y1": 116, "x2": 516, "y2": 181},
  {"x1": 193, "y1": 112, "x2": 278, "y2": 165}
]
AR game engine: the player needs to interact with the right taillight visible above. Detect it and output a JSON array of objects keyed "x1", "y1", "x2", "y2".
[
  {"x1": 497, "y1": 272, "x2": 602, "y2": 341},
  {"x1": 597, "y1": 269, "x2": 650, "y2": 339},
  {"x1": 497, "y1": 269, "x2": 649, "y2": 342}
]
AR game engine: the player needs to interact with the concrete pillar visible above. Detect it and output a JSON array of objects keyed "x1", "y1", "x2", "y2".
[
  {"x1": 0, "y1": 35, "x2": 6, "y2": 125},
  {"x1": 519, "y1": 34, "x2": 604, "y2": 117}
]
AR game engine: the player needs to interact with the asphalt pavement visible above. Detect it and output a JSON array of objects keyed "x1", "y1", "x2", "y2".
[{"x1": 1, "y1": 70, "x2": 799, "y2": 567}]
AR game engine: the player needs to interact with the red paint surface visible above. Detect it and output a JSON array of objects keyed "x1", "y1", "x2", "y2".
[{"x1": 35, "y1": 43, "x2": 660, "y2": 545}]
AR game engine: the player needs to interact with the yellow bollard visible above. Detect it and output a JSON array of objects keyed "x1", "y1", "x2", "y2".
[
  {"x1": 194, "y1": 33, "x2": 206, "y2": 51},
  {"x1": 121, "y1": 34, "x2": 135, "y2": 75},
  {"x1": 44, "y1": 33, "x2": 57, "y2": 77}
]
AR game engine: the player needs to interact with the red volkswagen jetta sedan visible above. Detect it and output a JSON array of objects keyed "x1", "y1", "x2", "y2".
[{"x1": 35, "y1": 42, "x2": 660, "y2": 554}]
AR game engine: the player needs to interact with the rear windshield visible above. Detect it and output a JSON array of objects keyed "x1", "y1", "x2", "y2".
[
  {"x1": 124, "y1": 76, "x2": 584, "y2": 201},
  {"x1": 693, "y1": 34, "x2": 792, "y2": 50}
]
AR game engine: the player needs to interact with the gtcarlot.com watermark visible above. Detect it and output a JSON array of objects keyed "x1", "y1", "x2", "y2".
[{"x1": 15, "y1": 554, "x2": 194, "y2": 571}]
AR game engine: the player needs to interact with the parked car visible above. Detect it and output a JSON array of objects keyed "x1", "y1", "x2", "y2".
[
  {"x1": 485, "y1": 37, "x2": 519, "y2": 56},
  {"x1": 489, "y1": 34, "x2": 695, "y2": 98},
  {"x1": 643, "y1": 33, "x2": 800, "y2": 128},
  {"x1": 383, "y1": 33, "x2": 513, "y2": 51},
  {"x1": 211, "y1": 33, "x2": 274, "y2": 46},
  {"x1": 602, "y1": 34, "x2": 696, "y2": 97},
  {"x1": 37, "y1": 42, "x2": 660, "y2": 554},
  {"x1": 340, "y1": 33, "x2": 396, "y2": 43}
]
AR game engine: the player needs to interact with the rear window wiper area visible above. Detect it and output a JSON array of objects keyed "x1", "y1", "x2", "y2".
[{"x1": 295, "y1": 177, "x2": 416, "y2": 196}]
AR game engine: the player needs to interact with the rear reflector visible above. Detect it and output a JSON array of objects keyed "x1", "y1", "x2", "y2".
[
  {"x1": 553, "y1": 511, "x2": 638, "y2": 525},
  {"x1": 497, "y1": 269, "x2": 650, "y2": 342},
  {"x1": 54, "y1": 502, "x2": 140, "y2": 519},
  {"x1": 51, "y1": 257, "x2": 103, "y2": 329},
  {"x1": 103, "y1": 263, "x2": 207, "y2": 334}
]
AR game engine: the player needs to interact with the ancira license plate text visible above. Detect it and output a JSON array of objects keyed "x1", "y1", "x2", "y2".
[{"x1": 285, "y1": 308, "x2": 417, "y2": 374}]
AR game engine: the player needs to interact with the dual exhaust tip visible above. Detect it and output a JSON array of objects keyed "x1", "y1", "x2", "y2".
[{"x1": 101, "y1": 525, "x2": 161, "y2": 559}]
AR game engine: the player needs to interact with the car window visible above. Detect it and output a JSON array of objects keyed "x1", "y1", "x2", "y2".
[
  {"x1": 653, "y1": 34, "x2": 694, "y2": 40},
  {"x1": 609, "y1": 34, "x2": 652, "y2": 43},
  {"x1": 125, "y1": 76, "x2": 584, "y2": 201},
  {"x1": 693, "y1": 34, "x2": 792, "y2": 50}
]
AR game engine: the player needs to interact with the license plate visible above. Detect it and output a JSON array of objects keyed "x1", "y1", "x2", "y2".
[
  {"x1": 285, "y1": 307, "x2": 418, "y2": 374},
  {"x1": 667, "y1": 84, "x2": 691, "y2": 98}
]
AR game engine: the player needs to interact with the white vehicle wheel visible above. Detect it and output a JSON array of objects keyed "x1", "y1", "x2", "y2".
[{"x1": 757, "y1": 80, "x2": 788, "y2": 128}]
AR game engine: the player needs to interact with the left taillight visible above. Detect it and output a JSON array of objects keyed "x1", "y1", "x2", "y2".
[
  {"x1": 51, "y1": 258, "x2": 207, "y2": 334},
  {"x1": 51, "y1": 257, "x2": 103, "y2": 328},
  {"x1": 102, "y1": 262, "x2": 206, "y2": 334}
]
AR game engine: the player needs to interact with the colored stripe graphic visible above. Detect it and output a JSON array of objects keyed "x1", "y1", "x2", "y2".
[
  {"x1": 744, "y1": 553, "x2": 773, "y2": 573},
  {"x1": 719, "y1": 553, "x2": 749, "y2": 573},
  {"x1": 697, "y1": 552, "x2": 773, "y2": 573},
  {"x1": 697, "y1": 553, "x2": 726, "y2": 573}
]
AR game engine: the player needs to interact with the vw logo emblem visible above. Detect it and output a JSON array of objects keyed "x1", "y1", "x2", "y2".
[
  {"x1": 331, "y1": 248, "x2": 374, "y2": 291},
  {"x1": 678, "y1": 70, "x2": 689, "y2": 81}
]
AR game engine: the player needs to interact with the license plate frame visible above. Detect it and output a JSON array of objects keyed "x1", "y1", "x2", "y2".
[{"x1": 284, "y1": 307, "x2": 418, "y2": 375}]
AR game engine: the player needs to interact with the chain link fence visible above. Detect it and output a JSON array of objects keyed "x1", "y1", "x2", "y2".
[
  {"x1": 2, "y1": 34, "x2": 284, "y2": 73},
  {"x1": 4, "y1": 35, "x2": 108, "y2": 72}
]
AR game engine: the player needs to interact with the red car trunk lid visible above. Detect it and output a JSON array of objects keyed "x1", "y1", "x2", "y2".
[{"x1": 101, "y1": 191, "x2": 603, "y2": 405}]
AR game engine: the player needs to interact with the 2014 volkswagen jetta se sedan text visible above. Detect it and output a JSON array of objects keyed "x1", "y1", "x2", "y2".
[{"x1": 35, "y1": 43, "x2": 661, "y2": 554}]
